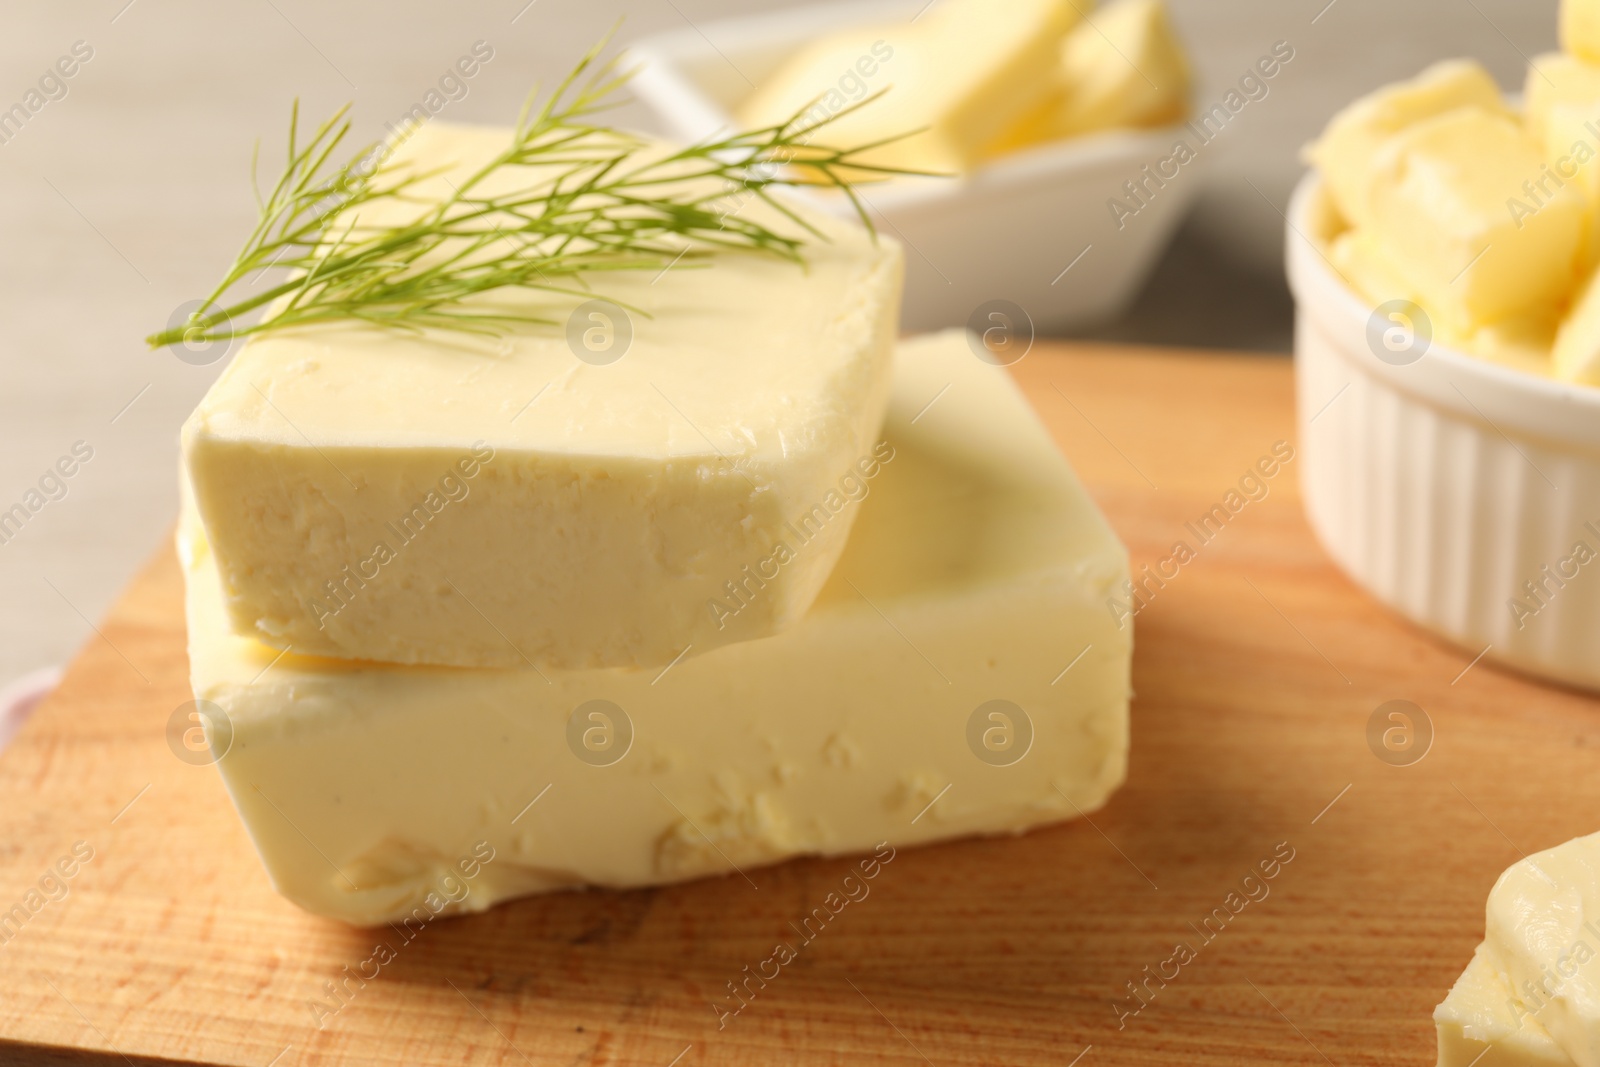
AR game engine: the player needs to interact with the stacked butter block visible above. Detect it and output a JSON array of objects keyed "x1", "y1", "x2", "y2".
[{"x1": 181, "y1": 122, "x2": 1133, "y2": 925}]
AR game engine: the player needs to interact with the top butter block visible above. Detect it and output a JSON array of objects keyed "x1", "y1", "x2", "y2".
[{"x1": 182, "y1": 121, "x2": 904, "y2": 670}]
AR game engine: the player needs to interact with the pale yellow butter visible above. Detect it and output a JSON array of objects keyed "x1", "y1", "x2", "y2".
[
  {"x1": 735, "y1": 0, "x2": 1078, "y2": 176},
  {"x1": 1524, "y1": 53, "x2": 1600, "y2": 152},
  {"x1": 1329, "y1": 228, "x2": 1557, "y2": 378},
  {"x1": 1309, "y1": 59, "x2": 1507, "y2": 231},
  {"x1": 1554, "y1": 265, "x2": 1600, "y2": 383},
  {"x1": 1328, "y1": 229, "x2": 1417, "y2": 309},
  {"x1": 182, "y1": 331, "x2": 1133, "y2": 925},
  {"x1": 1465, "y1": 315, "x2": 1562, "y2": 378},
  {"x1": 1525, "y1": 54, "x2": 1600, "y2": 272},
  {"x1": 1436, "y1": 943, "x2": 1574, "y2": 1067},
  {"x1": 182, "y1": 121, "x2": 903, "y2": 671},
  {"x1": 1428, "y1": 828, "x2": 1600, "y2": 1066},
  {"x1": 1565, "y1": 0, "x2": 1600, "y2": 66},
  {"x1": 988, "y1": 0, "x2": 1190, "y2": 155},
  {"x1": 1362, "y1": 107, "x2": 1583, "y2": 330},
  {"x1": 1475, "y1": 830, "x2": 1600, "y2": 1067}
]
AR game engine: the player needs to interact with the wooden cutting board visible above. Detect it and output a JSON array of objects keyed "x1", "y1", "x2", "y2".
[{"x1": 2, "y1": 341, "x2": 1595, "y2": 1067}]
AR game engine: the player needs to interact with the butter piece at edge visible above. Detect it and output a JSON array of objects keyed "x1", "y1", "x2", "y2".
[{"x1": 1436, "y1": 943, "x2": 1574, "y2": 1067}]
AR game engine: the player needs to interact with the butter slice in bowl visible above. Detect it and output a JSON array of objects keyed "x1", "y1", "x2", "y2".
[
  {"x1": 1567, "y1": 0, "x2": 1600, "y2": 66},
  {"x1": 182, "y1": 331, "x2": 1132, "y2": 926},
  {"x1": 1524, "y1": 52, "x2": 1600, "y2": 274},
  {"x1": 1307, "y1": 59, "x2": 1508, "y2": 233},
  {"x1": 735, "y1": 0, "x2": 1080, "y2": 176},
  {"x1": 1309, "y1": 61, "x2": 1582, "y2": 339},
  {"x1": 1362, "y1": 107, "x2": 1583, "y2": 331},
  {"x1": 987, "y1": 0, "x2": 1190, "y2": 156},
  {"x1": 182, "y1": 121, "x2": 903, "y2": 671}
]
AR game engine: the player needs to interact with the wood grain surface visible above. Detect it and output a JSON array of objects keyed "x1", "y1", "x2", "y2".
[{"x1": 1, "y1": 341, "x2": 1594, "y2": 1067}]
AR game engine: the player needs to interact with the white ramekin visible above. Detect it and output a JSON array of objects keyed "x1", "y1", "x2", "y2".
[
  {"x1": 625, "y1": 0, "x2": 1198, "y2": 334},
  {"x1": 1288, "y1": 173, "x2": 1600, "y2": 692}
]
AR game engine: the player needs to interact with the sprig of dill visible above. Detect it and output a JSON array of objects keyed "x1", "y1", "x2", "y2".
[{"x1": 146, "y1": 37, "x2": 917, "y2": 351}]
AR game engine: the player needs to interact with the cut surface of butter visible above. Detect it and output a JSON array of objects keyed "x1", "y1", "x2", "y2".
[
  {"x1": 987, "y1": 0, "x2": 1189, "y2": 155},
  {"x1": 1308, "y1": 59, "x2": 1507, "y2": 231},
  {"x1": 1362, "y1": 106, "x2": 1583, "y2": 329},
  {"x1": 181, "y1": 121, "x2": 903, "y2": 671},
  {"x1": 182, "y1": 330, "x2": 1132, "y2": 926},
  {"x1": 734, "y1": 0, "x2": 1077, "y2": 176},
  {"x1": 1436, "y1": 943, "x2": 1574, "y2": 1067}
]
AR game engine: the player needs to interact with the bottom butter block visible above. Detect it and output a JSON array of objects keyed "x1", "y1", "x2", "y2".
[{"x1": 182, "y1": 330, "x2": 1133, "y2": 925}]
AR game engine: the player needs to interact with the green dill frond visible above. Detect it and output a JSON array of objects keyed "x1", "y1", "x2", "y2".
[{"x1": 146, "y1": 34, "x2": 928, "y2": 352}]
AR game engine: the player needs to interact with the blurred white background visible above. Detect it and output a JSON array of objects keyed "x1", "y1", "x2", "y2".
[{"x1": 0, "y1": 0, "x2": 1557, "y2": 687}]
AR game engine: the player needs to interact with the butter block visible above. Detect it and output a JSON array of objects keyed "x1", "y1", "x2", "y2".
[
  {"x1": 987, "y1": 0, "x2": 1190, "y2": 155},
  {"x1": 735, "y1": 0, "x2": 1078, "y2": 176},
  {"x1": 182, "y1": 122, "x2": 903, "y2": 671},
  {"x1": 1309, "y1": 59, "x2": 1508, "y2": 230},
  {"x1": 1436, "y1": 944, "x2": 1574, "y2": 1067},
  {"x1": 1565, "y1": 0, "x2": 1600, "y2": 66},
  {"x1": 1481, "y1": 830, "x2": 1600, "y2": 1067},
  {"x1": 183, "y1": 330, "x2": 1132, "y2": 925},
  {"x1": 1555, "y1": 266, "x2": 1600, "y2": 383},
  {"x1": 1363, "y1": 107, "x2": 1583, "y2": 329}
]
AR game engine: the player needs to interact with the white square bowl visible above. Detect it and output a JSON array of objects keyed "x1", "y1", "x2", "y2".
[{"x1": 624, "y1": 0, "x2": 1200, "y2": 334}]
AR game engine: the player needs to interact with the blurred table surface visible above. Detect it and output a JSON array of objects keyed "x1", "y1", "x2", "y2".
[{"x1": 0, "y1": 0, "x2": 1558, "y2": 687}]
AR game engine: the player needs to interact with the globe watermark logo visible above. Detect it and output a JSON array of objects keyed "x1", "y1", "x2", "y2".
[
  {"x1": 566, "y1": 300, "x2": 632, "y2": 366},
  {"x1": 162, "y1": 300, "x2": 237, "y2": 366},
  {"x1": 1366, "y1": 699, "x2": 1433, "y2": 767},
  {"x1": 567, "y1": 699, "x2": 633, "y2": 767},
  {"x1": 966, "y1": 300, "x2": 1033, "y2": 367},
  {"x1": 1366, "y1": 299, "x2": 1431, "y2": 367},
  {"x1": 166, "y1": 699, "x2": 233, "y2": 766},
  {"x1": 966, "y1": 699, "x2": 1034, "y2": 767}
]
